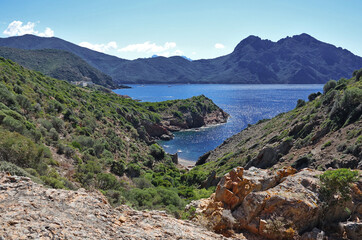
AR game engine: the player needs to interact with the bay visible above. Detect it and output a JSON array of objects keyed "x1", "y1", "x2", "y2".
[{"x1": 114, "y1": 84, "x2": 323, "y2": 161}]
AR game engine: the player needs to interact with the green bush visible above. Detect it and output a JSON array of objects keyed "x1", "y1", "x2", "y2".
[
  {"x1": 296, "y1": 99, "x2": 306, "y2": 108},
  {"x1": 308, "y1": 93, "x2": 318, "y2": 102},
  {"x1": 0, "y1": 161, "x2": 32, "y2": 177},
  {"x1": 16, "y1": 95, "x2": 31, "y2": 111},
  {"x1": 96, "y1": 173, "x2": 120, "y2": 190},
  {"x1": 48, "y1": 128, "x2": 59, "y2": 141},
  {"x1": 319, "y1": 168, "x2": 359, "y2": 202},
  {"x1": 323, "y1": 80, "x2": 337, "y2": 94},
  {"x1": 0, "y1": 84, "x2": 16, "y2": 107},
  {"x1": 110, "y1": 160, "x2": 126, "y2": 176},
  {"x1": 51, "y1": 117, "x2": 64, "y2": 133},
  {"x1": 2, "y1": 115, "x2": 25, "y2": 133},
  {"x1": 0, "y1": 129, "x2": 42, "y2": 168},
  {"x1": 181, "y1": 168, "x2": 209, "y2": 186},
  {"x1": 133, "y1": 177, "x2": 153, "y2": 189},
  {"x1": 126, "y1": 163, "x2": 141, "y2": 178},
  {"x1": 353, "y1": 68, "x2": 362, "y2": 81},
  {"x1": 75, "y1": 135, "x2": 94, "y2": 149},
  {"x1": 40, "y1": 176, "x2": 65, "y2": 189},
  {"x1": 150, "y1": 143, "x2": 165, "y2": 160},
  {"x1": 128, "y1": 187, "x2": 183, "y2": 210}
]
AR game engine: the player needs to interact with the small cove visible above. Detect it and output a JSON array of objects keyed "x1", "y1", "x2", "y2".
[{"x1": 114, "y1": 84, "x2": 324, "y2": 161}]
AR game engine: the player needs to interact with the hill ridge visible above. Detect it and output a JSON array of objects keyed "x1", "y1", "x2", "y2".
[{"x1": 1, "y1": 34, "x2": 362, "y2": 84}]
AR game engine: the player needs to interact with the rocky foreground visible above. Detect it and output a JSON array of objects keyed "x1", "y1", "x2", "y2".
[
  {"x1": 0, "y1": 173, "x2": 234, "y2": 240},
  {"x1": 188, "y1": 167, "x2": 362, "y2": 239},
  {"x1": 1, "y1": 168, "x2": 361, "y2": 240}
]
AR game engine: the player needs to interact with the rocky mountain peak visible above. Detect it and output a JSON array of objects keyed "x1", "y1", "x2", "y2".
[{"x1": 233, "y1": 35, "x2": 273, "y2": 52}]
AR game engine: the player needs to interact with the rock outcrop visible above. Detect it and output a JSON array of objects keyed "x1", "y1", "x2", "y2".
[
  {"x1": 161, "y1": 108, "x2": 229, "y2": 133},
  {"x1": 147, "y1": 108, "x2": 228, "y2": 140},
  {"x1": 188, "y1": 167, "x2": 362, "y2": 239},
  {"x1": 0, "y1": 173, "x2": 234, "y2": 240}
]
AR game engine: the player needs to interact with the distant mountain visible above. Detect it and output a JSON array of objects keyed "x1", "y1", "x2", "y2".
[
  {"x1": 0, "y1": 47, "x2": 115, "y2": 88},
  {"x1": 1, "y1": 34, "x2": 361, "y2": 84},
  {"x1": 152, "y1": 54, "x2": 192, "y2": 61}
]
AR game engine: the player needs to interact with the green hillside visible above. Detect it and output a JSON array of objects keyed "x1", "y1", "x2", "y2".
[
  {"x1": 0, "y1": 47, "x2": 115, "y2": 88},
  {"x1": 0, "y1": 57, "x2": 222, "y2": 215}
]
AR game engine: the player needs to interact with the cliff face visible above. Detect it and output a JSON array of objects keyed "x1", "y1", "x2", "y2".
[{"x1": 0, "y1": 173, "x2": 232, "y2": 240}]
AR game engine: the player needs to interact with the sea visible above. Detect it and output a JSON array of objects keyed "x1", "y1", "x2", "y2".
[{"x1": 114, "y1": 84, "x2": 324, "y2": 162}]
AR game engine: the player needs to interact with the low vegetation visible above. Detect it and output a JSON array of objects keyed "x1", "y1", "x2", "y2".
[{"x1": 0, "y1": 57, "x2": 219, "y2": 216}]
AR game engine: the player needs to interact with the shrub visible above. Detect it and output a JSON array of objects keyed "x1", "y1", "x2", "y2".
[
  {"x1": 308, "y1": 93, "x2": 318, "y2": 102},
  {"x1": 319, "y1": 168, "x2": 359, "y2": 202},
  {"x1": 51, "y1": 117, "x2": 64, "y2": 133},
  {"x1": 39, "y1": 119, "x2": 53, "y2": 131},
  {"x1": 181, "y1": 168, "x2": 209, "y2": 186},
  {"x1": 0, "y1": 129, "x2": 42, "y2": 168},
  {"x1": 94, "y1": 140, "x2": 105, "y2": 157},
  {"x1": 150, "y1": 143, "x2": 165, "y2": 160},
  {"x1": 321, "y1": 141, "x2": 332, "y2": 149},
  {"x1": 48, "y1": 128, "x2": 59, "y2": 141},
  {"x1": 64, "y1": 146, "x2": 75, "y2": 158},
  {"x1": 133, "y1": 177, "x2": 153, "y2": 189},
  {"x1": 126, "y1": 163, "x2": 141, "y2": 178},
  {"x1": 323, "y1": 80, "x2": 337, "y2": 94},
  {"x1": 13, "y1": 84, "x2": 23, "y2": 94},
  {"x1": 75, "y1": 136, "x2": 94, "y2": 149},
  {"x1": 40, "y1": 176, "x2": 65, "y2": 189},
  {"x1": 295, "y1": 99, "x2": 306, "y2": 108},
  {"x1": 128, "y1": 187, "x2": 183, "y2": 210},
  {"x1": 2, "y1": 115, "x2": 25, "y2": 133},
  {"x1": 110, "y1": 160, "x2": 126, "y2": 176},
  {"x1": 16, "y1": 95, "x2": 31, "y2": 111},
  {"x1": 0, "y1": 85, "x2": 16, "y2": 107},
  {"x1": 96, "y1": 173, "x2": 120, "y2": 190},
  {"x1": 353, "y1": 68, "x2": 362, "y2": 81},
  {"x1": 0, "y1": 161, "x2": 32, "y2": 177}
]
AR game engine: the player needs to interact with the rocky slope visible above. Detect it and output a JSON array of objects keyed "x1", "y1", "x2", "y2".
[
  {"x1": 1, "y1": 34, "x2": 361, "y2": 84},
  {"x1": 0, "y1": 47, "x2": 115, "y2": 88},
  {"x1": 0, "y1": 173, "x2": 233, "y2": 240},
  {"x1": 187, "y1": 167, "x2": 361, "y2": 239},
  {"x1": 194, "y1": 72, "x2": 361, "y2": 183}
]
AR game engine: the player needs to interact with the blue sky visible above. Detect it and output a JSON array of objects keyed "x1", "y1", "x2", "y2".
[{"x1": 0, "y1": 0, "x2": 361, "y2": 60}]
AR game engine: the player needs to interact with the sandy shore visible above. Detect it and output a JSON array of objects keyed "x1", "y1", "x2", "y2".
[{"x1": 178, "y1": 158, "x2": 196, "y2": 168}]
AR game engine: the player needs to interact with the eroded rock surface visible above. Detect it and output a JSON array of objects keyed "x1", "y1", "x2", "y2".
[
  {"x1": 0, "y1": 173, "x2": 233, "y2": 240},
  {"x1": 188, "y1": 167, "x2": 362, "y2": 239}
]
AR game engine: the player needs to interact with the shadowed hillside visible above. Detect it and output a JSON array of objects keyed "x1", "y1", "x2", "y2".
[{"x1": 0, "y1": 47, "x2": 115, "y2": 88}]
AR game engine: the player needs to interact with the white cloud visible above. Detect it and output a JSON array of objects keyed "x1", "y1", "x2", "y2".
[
  {"x1": 79, "y1": 41, "x2": 118, "y2": 53},
  {"x1": 38, "y1": 27, "x2": 54, "y2": 37},
  {"x1": 214, "y1": 43, "x2": 225, "y2": 49},
  {"x1": 118, "y1": 41, "x2": 177, "y2": 53},
  {"x1": 3, "y1": 20, "x2": 54, "y2": 37},
  {"x1": 173, "y1": 49, "x2": 184, "y2": 56},
  {"x1": 157, "y1": 52, "x2": 170, "y2": 57}
]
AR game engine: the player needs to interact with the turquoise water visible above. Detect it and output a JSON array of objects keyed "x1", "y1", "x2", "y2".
[{"x1": 114, "y1": 84, "x2": 323, "y2": 161}]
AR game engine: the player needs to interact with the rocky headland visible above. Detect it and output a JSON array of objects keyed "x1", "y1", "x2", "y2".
[{"x1": 142, "y1": 95, "x2": 229, "y2": 141}]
